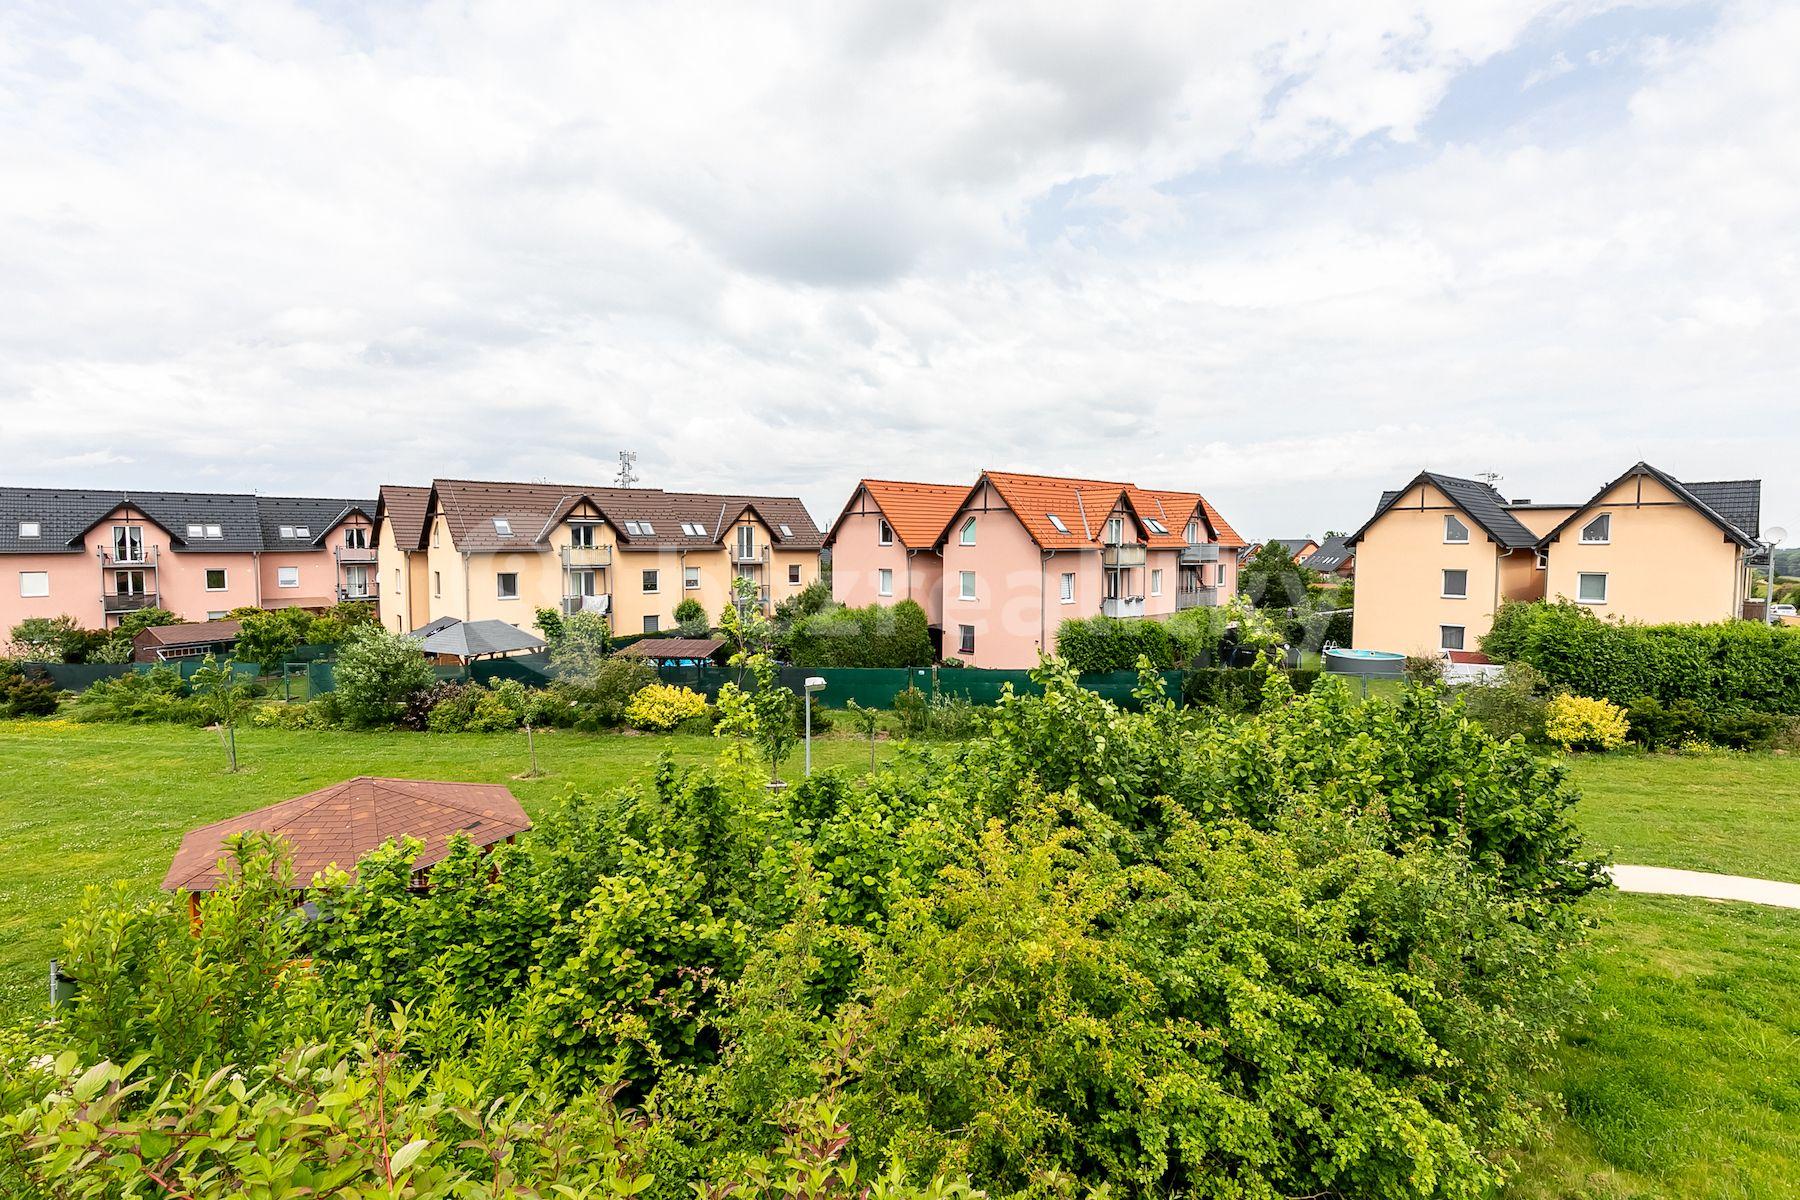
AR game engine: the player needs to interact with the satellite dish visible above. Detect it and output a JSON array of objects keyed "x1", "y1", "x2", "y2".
[{"x1": 1767, "y1": 526, "x2": 1788, "y2": 547}]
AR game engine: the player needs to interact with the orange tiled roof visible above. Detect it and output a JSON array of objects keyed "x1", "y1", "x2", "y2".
[
  {"x1": 851, "y1": 479, "x2": 968, "y2": 548},
  {"x1": 162, "y1": 777, "x2": 531, "y2": 892},
  {"x1": 978, "y1": 470, "x2": 1138, "y2": 549},
  {"x1": 1197, "y1": 495, "x2": 1245, "y2": 548}
]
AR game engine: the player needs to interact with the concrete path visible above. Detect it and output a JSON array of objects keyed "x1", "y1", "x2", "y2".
[{"x1": 1610, "y1": 864, "x2": 1800, "y2": 910}]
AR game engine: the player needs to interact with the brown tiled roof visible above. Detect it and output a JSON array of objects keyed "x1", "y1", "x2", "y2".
[
  {"x1": 377, "y1": 484, "x2": 431, "y2": 551},
  {"x1": 134, "y1": 620, "x2": 242, "y2": 648},
  {"x1": 162, "y1": 777, "x2": 530, "y2": 892},
  {"x1": 428, "y1": 479, "x2": 823, "y2": 554},
  {"x1": 615, "y1": 636, "x2": 727, "y2": 660},
  {"x1": 829, "y1": 479, "x2": 966, "y2": 549}
]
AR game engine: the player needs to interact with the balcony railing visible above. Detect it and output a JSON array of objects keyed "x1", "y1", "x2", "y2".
[
  {"x1": 1177, "y1": 542, "x2": 1220, "y2": 565},
  {"x1": 335, "y1": 544, "x2": 377, "y2": 565},
  {"x1": 733, "y1": 545, "x2": 769, "y2": 566},
  {"x1": 99, "y1": 547, "x2": 158, "y2": 568},
  {"x1": 561, "y1": 545, "x2": 613, "y2": 568},
  {"x1": 1176, "y1": 586, "x2": 1220, "y2": 610},
  {"x1": 1101, "y1": 595, "x2": 1146, "y2": 618},
  {"x1": 103, "y1": 592, "x2": 160, "y2": 614},
  {"x1": 1101, "y1": 543, "x2": 1147, "y2": 568},
  {"x1": 562, "y1": 593, "x2": 612, "y2": 616},
  {"x1": 337, "y1": 582, "x2": 379, "y2": 602}
]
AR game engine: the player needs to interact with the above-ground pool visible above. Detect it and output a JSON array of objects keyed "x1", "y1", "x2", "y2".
[{"x1": 1323, "y1": 647, "x2": 1407, "y2": 678}]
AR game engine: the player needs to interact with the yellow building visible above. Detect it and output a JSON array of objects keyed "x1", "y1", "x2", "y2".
[
  {"x1": 1348, "y1": 463, "x2": 1763, "y2": 657},
  {"x1": 376, "y1": 478, "x2": 823, "y2": 638}
]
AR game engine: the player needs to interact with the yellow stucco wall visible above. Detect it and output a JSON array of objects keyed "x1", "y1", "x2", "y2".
[
  {"x1": 1542, "y1": 474, "x2": 1747, "y2": 624},
  {"x1": 1350, "y1": 481, "x2": 1504, "y2": 656}
]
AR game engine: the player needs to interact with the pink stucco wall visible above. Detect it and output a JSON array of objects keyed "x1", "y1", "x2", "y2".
[
  {"x1": 829, "y1": 508, "x2": 945, "y2": 627},
  {"x1": 258, "y1": 514, "x2": 377, "y2": 609}
]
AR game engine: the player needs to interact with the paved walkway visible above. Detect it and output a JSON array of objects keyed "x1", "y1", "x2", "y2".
[{"x1": 1610, "y1": 864, "x2": 1800, "y2": 910}]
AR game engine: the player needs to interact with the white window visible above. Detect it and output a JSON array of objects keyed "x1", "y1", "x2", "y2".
[
  {"x1": 877, "y1": 517, "x2": 894, "y2": 546},
  {"x1": 206, "y1": 611, "x2": 227, "y2": 621},
  {"x1": 393, "y1": 568, "x2": 400, "y2": 590},
  {"x1": 1060, "y1": 572, "x2": 1075, "y2": 603},
  {"x1": 959, "y1": 570, "x2": 976, "y2": 601},
  {"x1": 1440, "y1": 624, "x2": 1466, "y2": 651},
  {"x1": 569, "y1": 524, "x2": 597, "y2": 548},
  {"x1": 279, "y1": 525, "x2": 295, "y2": 539},
  {"x1": 432, "y1": 526, "x2": 441, "y2": 549},
  {"x1": 643, "y1": 615, "x2": 660, "y2": 633},
  {"x1": 294, "y1": 526, "x2": 310, "y2": 539},
  {"x1": 639, "y1": 521, "x2": 655, "y2": 535},
  {"x1": 344, "y1": 527, "x2": 369, "y2": 548},
  {"x1": 736, "y1": 525, "x2": 757, "y2": 559},
  {"x1": 960, "y1": 516, "x2": 977, "y2": 545},
  {"x1": 1185, "y1": 520, "x2": 1200, "y2": 542},
  {"x1": 277, "y1": 567, "x2": 300, "y2": 588},
  {"x1": 19, "y1": 521, "x2": 40, "y2": 538},
  {"x1": 205, "y1": 569, "x2": 227, "y2": 591},
  {"x1": 788, "y1": 563, "x2": 802, "y2": 585},
  {"x1": 1105, "y1": 516, "x2": 1124, "y2": 544},
  {"x1": 1578, "y1": 572, "x2": 1608, "y2": 604},
  {"x1": 779, "y1": 524, "x2": 793, "y2": 538},
  {"x1": 1581, "y1": 514, "x2": 1611, "y2": 544},
  {"x1": 19, "y1": 571, "x2": 48, "y2": 598},
  {"x1": 187, "y1": 523, "x2": 203, "y2": 538},
  {"x1": 684, "y1": 565, "x2": 701, "y2": 590},
  {"x1": 1047, "y1": 513, "x2": 1070, "y2": 535},
  {"x1": 642, "y1": 569, "x2": 660, "y2": 593},
  {"x1": 1442, "y1": 568, "x2": 1468, "y2": 598},
  {"x1": 878, "y1": 568, "x2": 893, "y2": 596},
  {"x1": 958, "y1": 624, "x2": 975, "y2": 655},
  {"x1": 1145, "y1": 519, "x2": 1168, "y2": 535},
  {"x1": 112, "y1": 526, "x2": 143, "y2": 563},
  {"x1": 497, "y1": 572, "x2": 519, "y2": 599},
  {"x1": 433, "y1": 570, "x2": 442, "y2": 597},
  {"x1": 1150, "y1": 569, "x2": 1163, "y2": 596},
  {"x1": 493, "y1": 518, "x2": 512, "y2": 537},
  {"x1": 1443, "y1": 514, "x2": 1469, "y2": 543},
  {"x1": 680, "y1": 521, "x2": 706, "y2": 537}
]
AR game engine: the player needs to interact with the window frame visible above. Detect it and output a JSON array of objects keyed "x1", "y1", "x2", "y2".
[
  {"x1": 1580, "y1": 513, "x2": 1611, "y2": 544},
  {"x1": 1104, "y1": 516, "x2": 1124, "y2": 544},
  {"x1": 877, "y1": 517, "x2": 895, "y2": 546},
  {"x1": 1440, "y1": 624, "x2": 1466, "y2": 651},
  {"x1": 1577, "y1": 571, "x2": 1609, "y2": 604},
  {"x1": 959, "y1": 570, "x2": 976, "y2": 601},
  {"x1": 877, "y1": 568, "x2": 893, "y2": 597},
  {"x1": 1047, "y1": 513, "x2": 1070, "y2": 535},
  {"x1": 959, "y1": 516, "x2": 976, "y2": 545},
  {"x1": 1443, "y1": 514, "x2": 1470, "y2": 544},
  {"x1": 684, "y1": 565, "x2": 701, "y2": 590},
  {"x1": 19, "y1": 571, "x2": 49, "y2": 598},
  {"x1": 643, "y1": 615, "x2": 660, "y2": 634},
  {"x1": 492, "y1": 518, "x2": 513, "y2": 538},
  {"x1": 642, "y1": 568, "x2": 660, "y2": 594},
  {"x1": 277, "y1": 566, "x2": 300, "y2": 589},
  {"x1": 433, "y1": 570, "x2": 442, "y2": 597},
  {"x1": 1441, "y1": 568, "x2": 1469, "y2": 599},
  {"x1": 1150, "y1": 568, "x2": 1163, "y2": 596},
  {"x1": 788, "y1": 563, "x2": 802, "y2": 585},
  {"x1": 496, "y1": 572, "x2": 520, "y2": 600},
  {"x1": 1060, "y1": 572, "x2": 1075, "y2": 603},
  {"x1": 958, "y1": 623, "x2": 975, "y2": 656},
  {"x1": 17, "y1": 521, "x2": 40, "y2": 539},
  {"x1": 204, "y1": 568, "x2": 228, "y2": 592}
]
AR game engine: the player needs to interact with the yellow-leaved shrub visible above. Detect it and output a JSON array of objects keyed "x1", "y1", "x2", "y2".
[
  {"x1": 624, "y1": 683, "x2": 710, "y2": 732},
  {"x1": 1544, "y1": 693, "x2": 1629, "y2": 751}
]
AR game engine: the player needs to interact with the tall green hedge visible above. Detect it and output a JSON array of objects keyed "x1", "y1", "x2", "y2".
[
  {"x1": 1054, "y1": 616, "x2": 1178, "y2": 673},
  {"x1": 787, "y1": 599, "x2": 932, "y2": 668},
  {"x1": 1483, "y1": 600, "x2": 1800, "y2": 713}
]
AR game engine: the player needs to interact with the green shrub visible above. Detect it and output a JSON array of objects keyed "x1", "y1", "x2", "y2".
[
  {"x1": 0, "y1": 661, "x2": 59, "y2": 718},
  {"x1": 1484, "y1": 599, "x2": 1800, "y2": 713},
  {"x1": 1545, "y1": 693, "x2": 1630, "y2": 751},
  {"x1": 1181, "y1": 666, "x2": 1319, "y2": 711},
  {"x1": 674, "y1": 597, "x2": 709, "y2": 637},
  {"x1": 63, "y1": 665, "x2": 204, "y2": 724},
  {"x1": 1456, "y1": 661, "x2": 1549, "y2": 744},
  {"x1": 332, "y1": 626, "x2": 436, "y2": 727},
  {"x1": 1624, "y1": 695, "x2": 1783, "y2": 751},
  {"x1": 1053, "y1": 615, "x2": 1176, "y2": 673},
  {"x1": 788, "y1": 599, "x2": 932, "y2": 668},
  {"x1": 5, "y1": 615, "x2": 108, "y2": 663}
]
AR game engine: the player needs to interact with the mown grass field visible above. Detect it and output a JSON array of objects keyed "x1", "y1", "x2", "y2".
[{"x1": 0, "y1": 721, "x2": 1795, "y2": 1197}]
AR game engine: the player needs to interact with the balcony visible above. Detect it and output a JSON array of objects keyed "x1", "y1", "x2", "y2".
[
  {"x1": 1101, "y1": 595, "x2": 1146, "y2": 618},
  {"x1": 1176, "y1": 586, "x2": 1220, "y2": 610},
  {"x1": 1177, "y1": 542, "x2": 1220, "y2": 565},
  {"x1": 560, "y1": 544, "x2": 612, "y2": 568},
  {"x1": 337, "y1": 582, "x2": 379, "y2": 602},
  {"x1": 562, "y1": 592, "x2": 612, "y2": 617},
  {"x1": 1101, "y1": 543, "x2": 1147, "y2": 568},
  {"x1": 99, "y1": 546, "x2": 158, "y2": 569},
  {"x1": 103, "y1": 591, "x2": 159, "y2": 614},
  {"x1": 335, "y1": 544, "x2": 377, "y2": 565},
  {"x1": 733, "y1": 544, "x2": 769, "y2": 566}
]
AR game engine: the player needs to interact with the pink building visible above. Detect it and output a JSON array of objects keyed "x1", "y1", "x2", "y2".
[
  {"x1": 825, "y1": 471, "x2": 1244, "y2": 669},
  {"x1": 0, "y1": 488, "x2": 376, "y2": 638}
]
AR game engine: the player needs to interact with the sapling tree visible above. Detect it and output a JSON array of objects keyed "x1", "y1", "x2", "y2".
[{"x1": 189, "y1": 655, "x2": 257, "y2": 772}]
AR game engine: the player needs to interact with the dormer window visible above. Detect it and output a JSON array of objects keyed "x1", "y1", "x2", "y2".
[
  {"x1": 1443, "y1": 514, "x2": 1469, "y2": 544},
  {"x1": 1581, "y1": 514, "x2": 1611, "y2": 544},
  {"x1": 960, "y1": 516, "x2": 977, "y2": 545},
  {"x1": 1185, "y1": 520, "x2": 1200, "y2": 543},
  {"x1": 344, "y1": 527, "x2": 369, "y2": 548},
  {"x1": 569, "y1": 524, "x2": 597, "y2": 549},
  {"x1": 18, "y1": 521, "x2": 39, "y2": 538},
  {"x1": 877, "y1": 517, "x2": 894, "y2": 546},
  {"x1": 493, "y1": 518, "x2": 513, "y2": 537},
  {"x1": 1047, "y1": 513, "x2": 1070, "y2": 535},
  {"x1": 1104, "y1": 517, "x2": 1124, "y2": 544}
]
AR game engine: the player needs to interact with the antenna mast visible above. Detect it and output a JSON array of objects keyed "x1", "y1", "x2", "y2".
[{"x1": 615, "y1": 451, "x2": 639, "y2": 489}]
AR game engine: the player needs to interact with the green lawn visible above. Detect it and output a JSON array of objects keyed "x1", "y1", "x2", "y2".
[
  {"x1": 1568, "y1": 752, "x2": 1800, "y2": 881},
  {"x1": 0, "y1": 719, "x2": 894, "y2": 1019}
]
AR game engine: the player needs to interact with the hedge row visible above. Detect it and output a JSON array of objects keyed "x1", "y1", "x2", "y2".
[
  {"x1": 786, "y1": 599, "x2": 933, "y2": 668},
  {"x1": 1483, "y1": 600, "x2": 1800, "y2": 713},
  {"x1": 1055, "y1": 616, "x2": 1182, "y2": 673}
]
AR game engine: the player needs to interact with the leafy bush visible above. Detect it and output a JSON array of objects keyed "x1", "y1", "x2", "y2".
[
  {"x1": 228, "y1": 605, "x2": 320, "y2": 672},
  {"x1": 1545, "y1": 693, "x2": 1630, "y2": 751},
  {"x1": 63, "y1": 665, "x2": 204, "y2": 724},
  {"x1": 5, "y1": 615, "x2": 108, "y2": 663},
  {"x1": 1456, "y1": 661, "x2": 1549, "y2": 744},
  {"x1": 547, "y1": 658, "x2": 658, "y2": 729},
  {"x1": 544, "y1": 609, "x2": 615, "y2": 679},
  {"x1": 1054, "y1": 615, "x2": 1176, "y2": 672},
  {"x1": 788, "y1": 599, "x2": 932, "y2": 668},
  {"x1": 1181, "y1": 665, "x2": 1319, "y2": 711},
  {"x1": 249, "y1": 699, "x2": 336, "y2": 729},
  {"x1": 674, "y1": 597, "x2": 709, "y2": 637},
  {"x1": 332, "y1": 626, "x2": 436, "y2": 727},
  {"x1": 626, "y1": 683, "x2": 710, "y2": 731},
  {"x1": 0, "y1": 661, "x2": 59, "y2": 717},
  {"x1": 1485, "y1": 599, "x2": 1800, "y2": 713},
  {"x1": 1623, "y1": 695, "x2": 1783, "y2": 751}
]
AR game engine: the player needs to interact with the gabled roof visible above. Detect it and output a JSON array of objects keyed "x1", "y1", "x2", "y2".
[
  {"x1": 256, "y1": 496, "x2": 376, "y2": 549},
  {"x1": 972, "y1": 470, "x2": 1134, "y2": 550},
  {"x1": 163, "y1": 777, "x2": 531, "y2": 892},
  {"x1": 1300, "y1": 536, "x2": 1353, "y2": 571},
  {"x1": 1541, "y1": 462, "x2": 1761, "y2": 549},
  {"x1": 133, "y1": 620, "x2": 242, "y2": 649},
  {"x1": 426, "y1": 479, "x2": 823, "y2": 554},
  {"x1": 1196, "y1": 494, "x2": 1246, "y2": 548},
  {"x1": 1274, "y1": 538, "x2": 1319, "y2": 557},
  {"x1": 826, "y1": 479, "x2": 969, "y2": 550},
  {"x1": 1124, "y1": 488, "x2": 1199, "y2": 549},
  {"x1": 1346, "y1": 472, "x2": 1540, "y2": 550},
  {"x1": 376, "y1": 484, "x2": 432, "y2": 551},
  {"x1": 0, "y1": 487, "x2": 376, "y2": 555}
]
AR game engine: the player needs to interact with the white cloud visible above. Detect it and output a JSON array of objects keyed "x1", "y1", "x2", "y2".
[{"x1": 0, "y1": 0, "x2": 1795, "y2": 542}]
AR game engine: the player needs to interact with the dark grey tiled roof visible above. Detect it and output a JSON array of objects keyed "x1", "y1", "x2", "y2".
[
  {"x1": 0, "y1": 487, "x2": 377, "y2": 555},
  {"x1": 1273, "y1": 538, "x2": 1317, "y2": 555},
  {"x1": 407, "y1": 618, "x2": 546, "y2": 659},
  {"x1": 1683, "y1": 480, "x2": 1760, "y2": 541},
  {"x1": 1346, "y1": 472, "x2": 1539, "y2": 550},
  {"x1": 255, "y1": 496, "x2": 376, "y2": 549},
  {"x1": 1301, "y1": 535, "x2": 1353, "y2": 571}
]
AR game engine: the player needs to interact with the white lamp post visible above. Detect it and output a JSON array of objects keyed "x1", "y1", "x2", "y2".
[
  {"x1": 1762, "y1": 527, "x2": 1787, "y2": 625},
  {"x1": 803, "y1": 676, "x2": 826, "y2": 775}
]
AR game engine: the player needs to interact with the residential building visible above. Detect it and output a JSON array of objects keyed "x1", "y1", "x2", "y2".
[
  {"x1": 374, "y1": 484, "x2": 432, "y2": 633},
  {"x1": 826, "y1": 470, "x2": 1244, "y2": 669},
  {"x1": 379, "y1": 478, "x2": 823, "y2": 636},
  {"x1": 0, "y1": 487, "x2": 375, "y2": 635},
  {"x1": 1347, "y1": 462, "x2": 1763, "y2": 657},
  {"x1": 1273, "y1": 537, "x2": 1321, "y2": 562},
  {"x1": 1300, "y1": 535, "x2": 1355, "y2": 577}
]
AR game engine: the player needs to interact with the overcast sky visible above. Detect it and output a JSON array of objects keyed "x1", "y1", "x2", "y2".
[{"x1": 2, "y1": 1, "x2": 1796, "y2": 543}]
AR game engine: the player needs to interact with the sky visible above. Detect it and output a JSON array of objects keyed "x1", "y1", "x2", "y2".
[{"x1": 2, "y1": 0, "x2": 1796, "y2": 544}]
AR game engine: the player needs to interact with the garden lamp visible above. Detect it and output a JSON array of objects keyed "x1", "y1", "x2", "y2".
[{"x1": 803, "y1": 676, "x2": 826, "y2": 775}]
